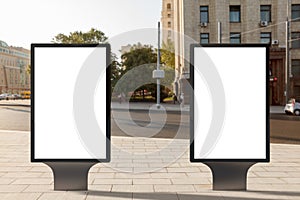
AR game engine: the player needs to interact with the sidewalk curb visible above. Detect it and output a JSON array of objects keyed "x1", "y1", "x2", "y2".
[{"x1": 0, "y1": 104, "x2": 30, "y2": 107}]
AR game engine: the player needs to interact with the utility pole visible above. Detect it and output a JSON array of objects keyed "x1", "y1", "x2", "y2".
[
  {"x1": 153, "y1": 22, "x2": 165, "y2": 109},
  {"x1": 285, "y1": 1, "x2": 290, "y2": 103}
]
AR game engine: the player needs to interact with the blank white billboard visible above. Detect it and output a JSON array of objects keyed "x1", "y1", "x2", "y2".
[
  {"x1": 191, "y1": 45, "x2": 269, "y2": 161},
  {"x1": 32, "y1": 44, "x2": 110, "y2": 161}
]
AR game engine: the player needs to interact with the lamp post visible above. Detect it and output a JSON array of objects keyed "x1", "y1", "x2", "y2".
[
  {"x1": 285, "y1": 0, "x2": 290, "y2": 103},
  {"x1": 153, "y1": 22, "x2": 165, "y2": 108}
]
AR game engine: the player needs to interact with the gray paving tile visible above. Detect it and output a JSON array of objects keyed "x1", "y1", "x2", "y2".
[
  {"x1": 0, "y1": 132, "x2": 300, "y2": 199},
  {"x1": 87, "y1": 191, "x2": 132, "y2": 200},
  {"x1": 133, "y1": 192, "x2": 178, "y2": 200},
  {"x1": 11, "y1": 178, "x2": 53, "y2": 185},
  {"x1": 39, "y1": 192, "x2": 87, "y2": 200},
  {"x1": 0, "y1": 193, "x2": 41, "y2": 200}
]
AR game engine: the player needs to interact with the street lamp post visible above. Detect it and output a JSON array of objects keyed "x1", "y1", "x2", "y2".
[
  {"x1": 153, "y1": 22, "x2": 165, "y2": 109},
  {"x1": 285, "y1": 0, "x2": 290, "y2": 103}
]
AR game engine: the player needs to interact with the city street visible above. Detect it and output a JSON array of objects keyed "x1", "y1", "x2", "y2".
[
  {"x1": 112, "y1": 110, "x2": 189, "y2": 139},
  {"x1": 0, "y1": 102, "x2": 300, "y2": 144},
  {"x1": 271, "y1": 117, "x2": 300, "y2": 144},
  {"x1": 2, "y1": 0, "x2": 300, "y2": 198}
]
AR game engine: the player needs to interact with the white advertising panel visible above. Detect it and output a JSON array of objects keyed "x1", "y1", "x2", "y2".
[
  {"x1": 32, "y1": 44, "x2": 110, "y2": 161},
  {"x1": 191, "y1": 45, "x2": 269, "y2": 161}
]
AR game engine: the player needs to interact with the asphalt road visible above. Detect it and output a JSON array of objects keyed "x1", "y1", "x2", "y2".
[
  {"x1": 269, "y1": 113, "x2": 300, "y2": 144},
  {"x1": 111, "y1": 110, "x2": 300, "y2": 144},
  {"x1": 111, "y1": 110, "x2": 190, "y2": 139},
  {"x1": 0, "y1": 105, "x2": 299, "y2": 144}
]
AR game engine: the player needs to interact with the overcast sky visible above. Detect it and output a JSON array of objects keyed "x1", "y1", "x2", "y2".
[{"x1": 1, "y1": 0, "x2": 161, "y2": 49}]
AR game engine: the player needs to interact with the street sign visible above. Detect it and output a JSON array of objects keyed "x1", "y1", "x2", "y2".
[
  {"x1": 31, "y1": 44, "x2": 110, "y2": 162},
  {"x1": 190, "y1": 44, "x2": 269, "y2": 162}
]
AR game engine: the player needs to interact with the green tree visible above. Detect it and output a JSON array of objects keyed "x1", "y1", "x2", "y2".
[
  {"x1": 52, "y1": 28, "x2": 108, "y2": 43},
  {"x1": 110, "y1": 54, "x2": 122, "y2": 92},
  {"x1": 161, "y1": 39, "x2": 175, "y2": 69},
  {"x1": 121, "y1": 45, "x2": 157, "y2": 73},
  {"x1": 118, "y1": 44, "x2": 174, "y2": 101},
  {"x1": 120, "y1": 45, "x2": 157, "y2": 99}
]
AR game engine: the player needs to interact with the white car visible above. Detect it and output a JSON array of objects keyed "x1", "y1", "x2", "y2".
[
  {"x1": 284, "y1": 98, "x2": 300, "y2": 116},
  {"x1": 0, "y1": 93, "x2": 9, "y2": 100}
]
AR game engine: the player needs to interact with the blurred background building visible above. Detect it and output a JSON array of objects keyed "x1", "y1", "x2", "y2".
[{"x1": 0, "y1": 40, "x2": 30, "y2": 94}]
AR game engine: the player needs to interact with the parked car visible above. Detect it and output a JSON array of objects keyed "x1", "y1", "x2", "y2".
[
  {"x1": 20, "y1": 91, "x2": 30, "y2": 99},
  {"x1": 8, "y1": 94, "x2": 22, "y2": 100},
  {"x1": 0, "y1": 93, "x2": 9, "y2": 100},
  {"x1": 284, "y1": 98, "x2": 300, "y2": 116}
]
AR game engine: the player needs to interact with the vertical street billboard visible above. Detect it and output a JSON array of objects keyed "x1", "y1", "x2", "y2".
[
  {"x1": 190, "y1": 44, "x2": 269, "y2": 162},
  {"x1": 31, "y1": 44, "x2": 110, "y2": 162}
]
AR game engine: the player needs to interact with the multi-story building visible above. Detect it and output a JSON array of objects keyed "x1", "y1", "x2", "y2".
[
  {"x1": 0, "y1": 40, "x2": 30, "y2": 94},
  {"x1": 161, "y1": 0, "x2": 300, "y2": 105}
]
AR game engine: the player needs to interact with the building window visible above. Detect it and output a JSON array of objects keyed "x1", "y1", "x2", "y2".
[
  {"x1": 292, "y1": 4, "x2": 300, "y2": 21},
  {"x1": 292, "y1": 60, "x2": 300, "y2": 78},
  {"x1": 200, "y1": 33, "x2": 209, "y2": 44},
  {"x1": 200, "y1": 6, "x2": 209, "y2": 23},
  {"x1": 168, "y1": 21, "x2": 171, "y2": 28},
  {"x1": 167, "y1": 3, "x2": 171, "y2": 10},
  {"x1": 167, "y1": 14, "x2": 171, "y2": 18},
  {"x1": 260, "y1": 5, "x2": 271, "y2": 22},
  {"x1": 260, "y1": 32, "x2": 271, "y2": 44},
  {"x1": 230, "y1": 6, "x2": 241, "y2": 22},
  {"x1": 230, "y1": 33, "x2": 241, "y2": 43},
  {"x1": 168, "y1": 30, "x2": 172, "y2": 37},
  {"x1": 292, "y1": 32, "x2": 300, "y2": 48}
]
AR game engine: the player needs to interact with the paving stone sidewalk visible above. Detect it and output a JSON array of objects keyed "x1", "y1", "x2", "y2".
[{"x1": 0, "y1": 130, "x2": 299, "y2": 199}]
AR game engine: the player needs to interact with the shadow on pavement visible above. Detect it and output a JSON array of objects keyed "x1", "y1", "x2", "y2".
[
  {"x1": 82, "y1": 190, "x2": 299, "y2": 200},
  {"x1": 247, "y1": 190, "x2": 300, "y2": 197},
  {"x1": 2, "y1": 107, "x2": 30, "y2": 113}
]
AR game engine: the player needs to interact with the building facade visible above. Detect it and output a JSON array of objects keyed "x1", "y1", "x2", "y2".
[
  {"x1": 161, "y1": 0, "x2": 300, "y2": 105},
  {"x1": 0, "y1": 40, "x2": 30, "y2": 94}
]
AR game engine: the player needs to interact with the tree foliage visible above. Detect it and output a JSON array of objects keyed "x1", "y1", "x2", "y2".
[
  {"x1": 117, "y1": 44, "x2": 174, "y2": 101},
  {"x1": 161, "y1": 39, "x2": 175, "y2": 69},
  {"x1": 110, "y1": 54, "x2": 122, "y2": 92},
  {"x1": 121, "y1": 45, "x2": 157, "y2": 73},
  {"x1": 52, "y1": 28, "x2": 108, "y2": 44}
]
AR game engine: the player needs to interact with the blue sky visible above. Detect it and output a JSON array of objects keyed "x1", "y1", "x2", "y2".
[{"x1": 0, "y1": 0, "x2": 161, "y2": 49}]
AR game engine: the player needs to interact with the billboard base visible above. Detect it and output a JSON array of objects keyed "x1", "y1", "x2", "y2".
[
  {"x1": 203, "y1": 162, "x2": 256, "y2": 190},
  {"x1": 45, "y1": 162, "x2": 97, "y2": 191}
]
